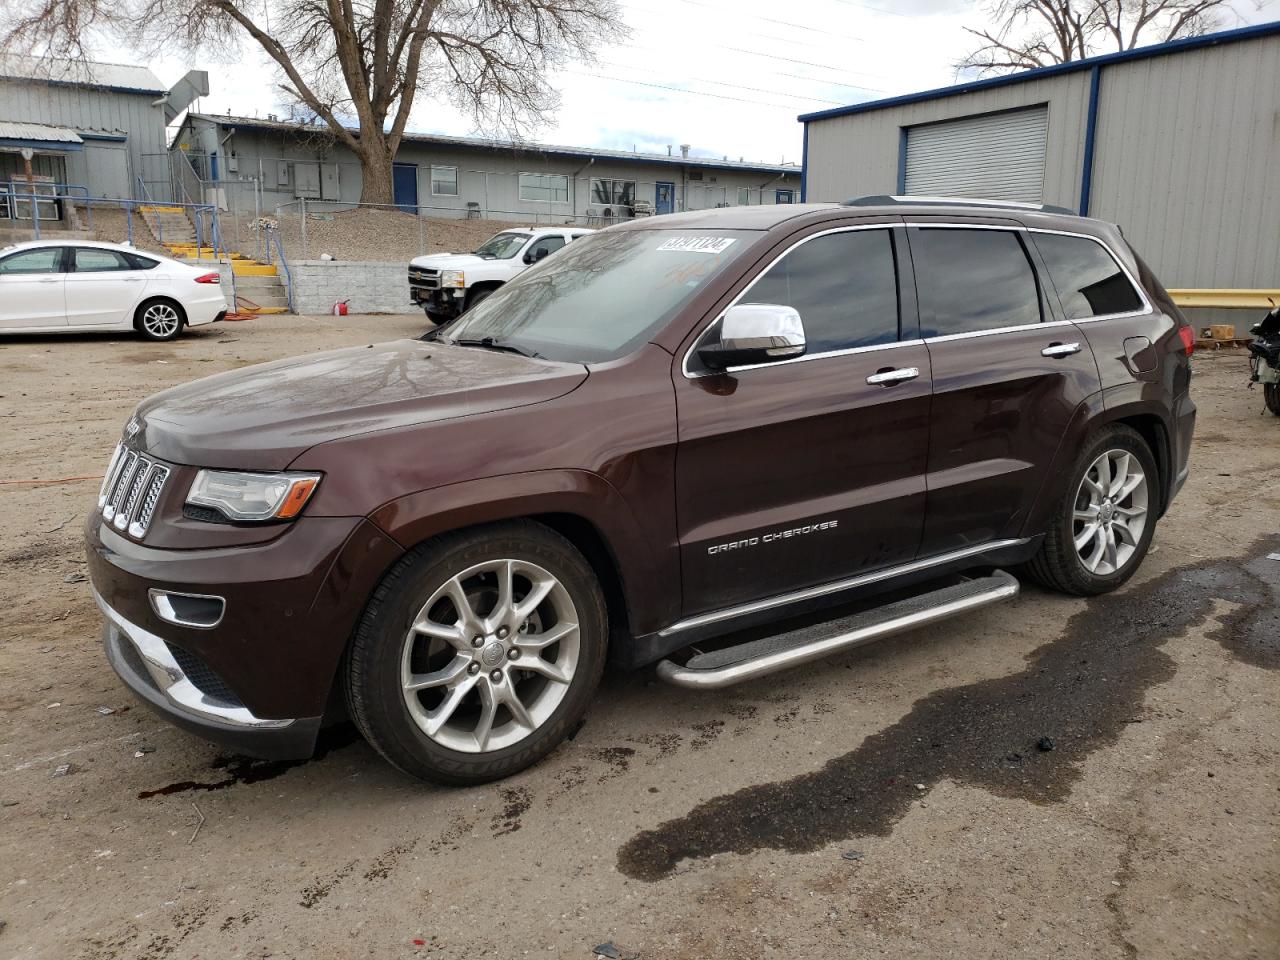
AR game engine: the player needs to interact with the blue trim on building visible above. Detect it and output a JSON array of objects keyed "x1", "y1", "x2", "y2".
[
  {"x1": 797, "y1": 19, "x2": 1280, "y2": 123},
  {"x1": 0, "y1": 137, "x2": 84, "y2": 152},
  {"x1": 77, "y1": 132, "x2": 128, "y2": 142},
  {"x1": 800, "y1": 123, "x2": 808, "y2": 201},
  {"x1": 896, "y1": 128, "x2": 908, "y2": 194},
  {"x1": 1079, "y1": 65, "x2": 1102, "y2": 216}
]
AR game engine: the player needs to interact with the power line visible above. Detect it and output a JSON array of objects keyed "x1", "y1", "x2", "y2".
[
  {"x1": 588, "y1": 62, "x2": 845, "y2": 105},
  {"x1": 562, "y1": 69, "x2": 834, "y2": 111}
]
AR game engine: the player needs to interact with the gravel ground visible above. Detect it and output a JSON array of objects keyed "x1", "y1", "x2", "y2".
[
  {"x1": 86, "y1": 204, "x2": 537, "y2": 264},
  {"x1": 220, "y1": 207, "x2": 532, "y2": 262},
  {"x1": 0, "y1": 319, "x2": 1276, "y2": 960},
  {"x1": 81, "y1": 207, "x2": 171, "y2": 256}
]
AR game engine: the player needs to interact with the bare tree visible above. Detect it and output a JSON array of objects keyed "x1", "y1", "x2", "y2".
[
  {"x1": 960, "y1": 0, "x2": 1261, "y2": 75},
  {"x1": 1, "y1": 0, "x2": 622, "y2": 203}
]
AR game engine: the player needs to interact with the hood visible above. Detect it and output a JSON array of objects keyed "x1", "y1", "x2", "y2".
[
  {"x1": 134, "y1": 339, "x2": 587, "y2": 469},
  {"x1": 409, "y1": 252, "x2": 492, "y2": 269}
]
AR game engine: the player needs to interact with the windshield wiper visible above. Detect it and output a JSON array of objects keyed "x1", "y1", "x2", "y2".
[{"x1": 449, "y1": 336, "x2": 544, "y2": 359}]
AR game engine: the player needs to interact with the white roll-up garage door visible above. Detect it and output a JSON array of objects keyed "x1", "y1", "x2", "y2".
[{"x1": 904, "y1": 106, "x2": 1048, "y2": 204}]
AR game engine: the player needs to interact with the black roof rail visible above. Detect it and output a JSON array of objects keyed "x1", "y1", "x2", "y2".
[{"x1": 842, "y1": 195, "x2": 1078, "y2": 216}]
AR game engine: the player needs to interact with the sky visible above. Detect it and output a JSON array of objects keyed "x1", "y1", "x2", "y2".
[{"x1": 131, "y1": 0, "x2": 1273, "y2": 165}]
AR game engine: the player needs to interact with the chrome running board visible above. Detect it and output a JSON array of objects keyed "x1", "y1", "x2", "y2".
[
  {"x1": 658, "y1": 538, "x2": 1029, "y2": 637},
  {"x1": 656, "y1": 570, "x2": 1019, "y2": 690}
]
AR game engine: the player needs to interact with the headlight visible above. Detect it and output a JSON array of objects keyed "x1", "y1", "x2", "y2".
[
  {"x1": 441, "y1": 270, "x2": 465, "y2": 288},
  {"x1": 186, "y1": 470, "x2": 321, "y2": 522}
]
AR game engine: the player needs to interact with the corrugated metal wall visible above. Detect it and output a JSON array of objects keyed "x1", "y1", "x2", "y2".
[
  {"x1": 0, "y1": 78, "x2": 170, "y2": 199},
  {"x1": 1088, "y1": 34, "x2": 1280, "y2": 289},
  {"x1": 804, "y1": 70, "x2": 1092, "y2": 207},
  {"x1": 803, "y1": 32, "x2": 1280, "y2": 295}
]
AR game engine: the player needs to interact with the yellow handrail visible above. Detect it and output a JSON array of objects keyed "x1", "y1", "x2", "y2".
[{"x1": 1168, "y1": 289, "x2": 1280, "y2": 309}]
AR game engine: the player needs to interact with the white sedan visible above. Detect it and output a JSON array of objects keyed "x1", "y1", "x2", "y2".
[{"x1": 0, "y1": 240, "x2": 227, "y2": 341}]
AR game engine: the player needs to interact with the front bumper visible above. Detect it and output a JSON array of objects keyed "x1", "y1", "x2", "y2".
[
  {"x1": 86, "y1": 511, "x2": 404, "y2": 757},
  {"x1": 97, "y1": 587, "x2": 322, "y2": 759},
  {"x1": 409, "y1": 284, "x2": 463, "y2": 317}
]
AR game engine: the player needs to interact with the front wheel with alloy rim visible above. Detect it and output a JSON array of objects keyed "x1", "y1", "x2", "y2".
[
  {"x1": 1025, "y1": 424, "x2": 1160, "y2": 596},
  {"x1": 345, "y1": 522, "x2": 607, "y2": 784},
  {"x1": 1265, "y1": 382, "x2": 1280, "y2": 416},
  {"x1": 135, "y1": 299, "x2": 185, "y2": 341}
]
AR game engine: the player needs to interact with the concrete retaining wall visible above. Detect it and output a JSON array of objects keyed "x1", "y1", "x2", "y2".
[{"x1": 286, "y1": 259, "x2": 411, "y2": 315}]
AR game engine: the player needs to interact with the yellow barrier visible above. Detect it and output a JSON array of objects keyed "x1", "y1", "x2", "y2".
[{"x1": 1168, "y1": 289, "x2": 1280, "y2": 309}]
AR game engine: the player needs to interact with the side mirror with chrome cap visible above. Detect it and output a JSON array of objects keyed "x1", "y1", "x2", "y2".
[{"x1": 697, "y1": 303, "x2": 806, "y2": 370}]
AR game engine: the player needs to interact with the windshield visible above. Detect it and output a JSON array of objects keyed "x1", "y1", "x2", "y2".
[
  {"x1": 438, "y1": 229, "x2": 755, "y2": 363},
  {"x1": 474, "y1": 232, "x2": 530, "y2": 259}
]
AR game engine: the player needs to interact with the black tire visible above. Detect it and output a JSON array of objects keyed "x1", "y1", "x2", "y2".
[
  {"x1": 1265, "y1": 382, "x2": 1280, "y2": 417},
  {"x1": 423, "y1": 308, "x2": 450, "y2": 326},
  {"x1": 1024, "y1": 424, "x2": 1161, "y2": 596},
  {"x1": 134, "y1": 298, "x2": 186, "y2": 342},
  {"x1": 464, "y1": 287, "x2": 494, "y2": 312},
  {"x1": 345, "y1": 520, "x2": 607, "y2": 785}
]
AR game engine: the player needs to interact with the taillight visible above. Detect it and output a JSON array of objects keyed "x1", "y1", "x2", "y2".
[
  {"x1": 1176, "y1": 325, "x2": 1195, "y2": 356},
  {"x1": 194, "y1": 272, "x2": 221, "y2": 284}
]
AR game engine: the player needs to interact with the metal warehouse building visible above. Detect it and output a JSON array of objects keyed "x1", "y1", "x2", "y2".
[
  {"x1": 0, "y1": 55, "x2": 206, "y2": 204},
  {"x1": 172, "y1": 113, "x2": 801, "y2": 224},
  {"x1": 799, "y1": 21, "x2": 1280, "y2": 329}
]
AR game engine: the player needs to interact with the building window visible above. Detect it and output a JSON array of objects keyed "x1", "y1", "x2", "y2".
[
  {"x1": 431, "y1": 165, "x2": 458, "y2": 196},
  {"x1": 519, "y1": 172, "x2": 569, "y2": 203},
  {"x1": 590, "y1": 179, "x2": 635, "y2": 206},
  {"x1": 737, "y1": 187, "x2": 751, "y2": 205}
]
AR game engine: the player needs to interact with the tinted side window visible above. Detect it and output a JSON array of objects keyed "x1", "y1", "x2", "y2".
[
  {"x1": 913, "y1": 229, "x2": 1040, "y2": 337},
  {"x1": 0, "y1": 248, "x2": 62, "y2": 274},
  {"x1": 741, "y1": 229, "x2": 898, "y2": 354},
  {"x1": 126, "y1": 253, "x2": 160, "y2": 270},
  {"x1": 73, "y1": 248, "x2": 132, "y2": 272},
  {"x1": 1033, "y1": 233, "x2": 1144, "y2": 319}
]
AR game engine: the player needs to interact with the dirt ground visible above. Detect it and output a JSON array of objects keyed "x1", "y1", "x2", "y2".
[{"x1": 0, "y1": 316, "x2": 1277, "y2": 960}]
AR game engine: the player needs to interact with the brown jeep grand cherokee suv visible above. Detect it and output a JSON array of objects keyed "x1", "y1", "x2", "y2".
[{"x1": 86, "y1": 198, "x2": 1196, "y2": 784}]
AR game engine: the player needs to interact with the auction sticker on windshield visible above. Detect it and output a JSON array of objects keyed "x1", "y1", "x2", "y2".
[{"x1": 656, "y1": 236, "x2": 737, "y2": 254}]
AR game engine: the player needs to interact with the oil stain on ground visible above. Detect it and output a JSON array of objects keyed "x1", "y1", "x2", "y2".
[
  {"x1": 618, "y1": 540, "x2": 1279, "y2": 881},
  {"x1": 137, "y1": 725, "x2": 361, "y2": 799}
]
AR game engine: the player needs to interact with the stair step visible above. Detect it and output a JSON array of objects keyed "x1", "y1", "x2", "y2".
[
  {"x1": 232, "y1": 262, "x2": 278, "y2": 277},
  {"x1": 656, "y1": 570, "x2": 1020, "y2": 690}
]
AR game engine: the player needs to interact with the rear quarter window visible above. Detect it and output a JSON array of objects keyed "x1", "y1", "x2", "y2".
[{"x1": 1031, "y1": 233, "x2": 1145, "y2": 319}]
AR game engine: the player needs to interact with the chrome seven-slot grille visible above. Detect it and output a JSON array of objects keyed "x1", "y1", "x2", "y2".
[{"x1": 97, "y1": 444, "x2": 171, "y2": 539}]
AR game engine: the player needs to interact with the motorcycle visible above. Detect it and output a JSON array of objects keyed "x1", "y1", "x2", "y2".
[{"x1": 1248, "y1": 301, "x2": 1280, "y2": 417}]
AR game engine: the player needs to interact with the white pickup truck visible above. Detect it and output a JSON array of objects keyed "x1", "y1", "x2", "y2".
[{"x1": 408, "y1": 226, "x2": 594, "y2": 322}]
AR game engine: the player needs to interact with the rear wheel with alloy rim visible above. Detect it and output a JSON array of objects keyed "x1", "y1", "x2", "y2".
[
  {"x1": 1025, "y1": 424, "x2": 1160, "y2": 596},
  {"x1": 346, "y1": 522, "x2": 606, "y2": 784},
  {"x1": 135, "y1": 299, "x2": 185, "y2": 341}
]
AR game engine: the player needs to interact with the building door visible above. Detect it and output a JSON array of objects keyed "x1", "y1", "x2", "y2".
[
  {"x1": 654, "y1": 181, "x2": 675, "y2": 215},
  {"x1": 393, "y1": 163, "x2": 419, "y2": 212},
  {"x1": 775, "y1": 188, "x2": 794, "y2": 204},
  {"x1": 904, "y1": 105, "x2": 1047, "y2": 204},
  {"x1": 83, "y1": 142, "x2": 129, "y2": 199},
  {"x1": 321, "y1": 164, "x2": 340, "y2": 201}
]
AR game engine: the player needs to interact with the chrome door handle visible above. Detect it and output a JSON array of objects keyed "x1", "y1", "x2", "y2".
[
  {"x1": 866, "y1": 366, "x2": 920, "y2": 386},
  {"x1": 1041, "y1": 342, "x2": 1082, "y2": 358},
  {"x1": 38, "y1": 277, "x2": 60, "y2": 283}
]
